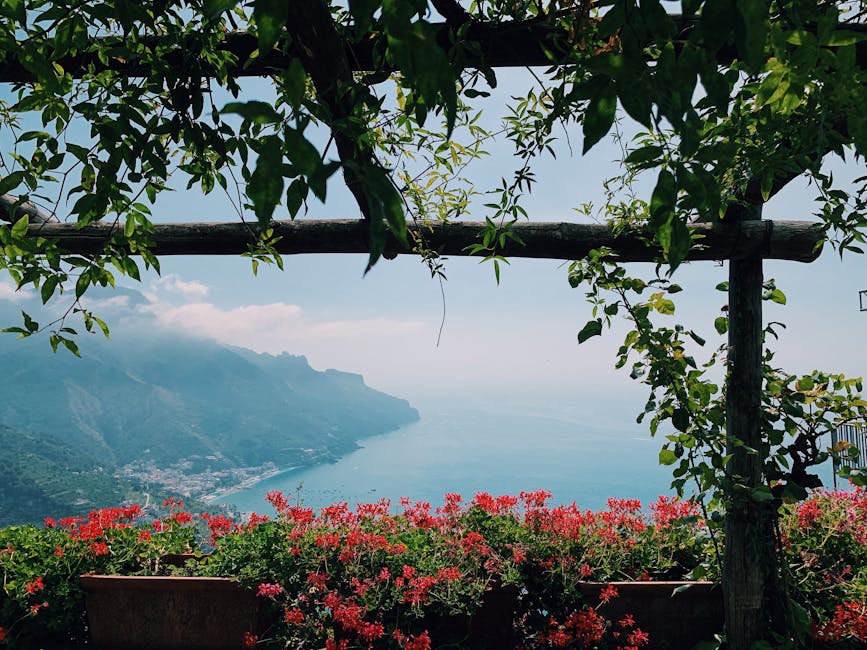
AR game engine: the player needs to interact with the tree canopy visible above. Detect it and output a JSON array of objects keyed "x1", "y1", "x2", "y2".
[{"x1": 2, "y1": 0, "x2": 867, "y2": 648}]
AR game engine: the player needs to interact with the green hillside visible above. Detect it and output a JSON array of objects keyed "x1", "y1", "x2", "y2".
[{"x1": 0, "y1": 424, "x2": 135, "y2": 526}]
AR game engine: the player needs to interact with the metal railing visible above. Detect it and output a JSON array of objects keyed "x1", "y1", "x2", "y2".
[{"x1": 831, "y1": 423, "x2": 867, "y2": 488}]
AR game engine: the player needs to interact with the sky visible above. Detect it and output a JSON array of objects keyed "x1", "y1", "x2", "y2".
[{"x1": 1, "y1": 67, "x2": 866, "y2": 433}]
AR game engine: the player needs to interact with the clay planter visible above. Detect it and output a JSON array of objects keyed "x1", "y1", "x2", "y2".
[
  {"x1": 421, "y1": 584, "x2": 520, "y2": 648},
  {"x1": 579, "y1": 581, "x2": 723, "y2": 650},
  {"x1": 80, "y1": 575, "x2": 259, "y2": 650},
  {"x1": 332, "y1": 584, "x2": 520, "y2": 649}
]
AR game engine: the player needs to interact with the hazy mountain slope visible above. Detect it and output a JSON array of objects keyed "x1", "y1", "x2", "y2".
[{"x1": 0, "y1": 331, "x2": 418, "y2": 470}]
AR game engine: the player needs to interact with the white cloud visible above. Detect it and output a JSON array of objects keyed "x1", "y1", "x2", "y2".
[
  {"x1": 146, "y1": 298, "x2": 426, "y2": 359},
  {"x1": 84, "y1": 295, "x2": 131, "y2": 311},
  {"x1": 151, "y1": 274, "x2": 209, "y2": 300},
  {"x1": 0, "y1": 279, "x2": 25, "y2": 303}
]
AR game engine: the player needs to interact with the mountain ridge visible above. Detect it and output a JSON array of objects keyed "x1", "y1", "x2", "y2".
[{"x1": 0, "y1": 300, "x2": 419, "y2": 524}]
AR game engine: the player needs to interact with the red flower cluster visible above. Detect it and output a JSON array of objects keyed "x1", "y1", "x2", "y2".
[
  {"x1": 649, "y1": 496, "x2": 700, "y2": 528},
  {"x1": 324, "y1": 592, "x2": 385, "y2": 642},
  {"x1": 57, "y1": 505, "x2": 142, "y2": 542},
  {"x1": 392, "y1": 629, "x2": 431, "y2": 650},
  {"x1": 201, "y1": 513, "x2": 236, "y2": 544},
  {"x1": 814, "y1": 601, "x2": 867, "y2": 642},
  {"x1": 535, "y1": 590, "x2": 650, "y2": 650},
  {"x1": 210, "y1": 490, "x2": 691, "y2": 649},
  {"x1": 257, "y1": 582, "x2": 284, "y2": 599},
  {"x1": 25, "y1": 576, "x2": 44, "y2": 594},
  {"x1": 538, "y1": 607, "x2": 606, "y2": 647}
]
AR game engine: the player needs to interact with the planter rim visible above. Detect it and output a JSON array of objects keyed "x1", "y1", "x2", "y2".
[
  {"x1": 578, "y1": 580, "x2": 722, "y2": 598},
  {"x1": 80, "y1": 574, "x2": 247, "y2": 593},
  {"x1": 580, "y1": 580, "x2": 718, "y2": 586}
]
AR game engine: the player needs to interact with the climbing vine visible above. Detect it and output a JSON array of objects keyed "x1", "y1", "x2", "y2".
[{"x1": 2, "y1": 1, "x2": 867, "y2": 646}]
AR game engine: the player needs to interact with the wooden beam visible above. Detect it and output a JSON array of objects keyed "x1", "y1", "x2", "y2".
[
  {"x1": 0, "y1": 194, "x2": 58, "y2": 224},
  {"x1": 24, "y1": 218, "x2": 823, "y2": 262},
  {"x1": 1, "y1": 19, "x2": 865, "y2": 83},
  {"x1": 0, "y1": 25, "x2": 571, "y2": 82}
]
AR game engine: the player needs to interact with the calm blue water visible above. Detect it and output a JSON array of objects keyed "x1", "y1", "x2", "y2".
[{"x1": 218, "y1": 408, "x2": 679, "y2": 514}]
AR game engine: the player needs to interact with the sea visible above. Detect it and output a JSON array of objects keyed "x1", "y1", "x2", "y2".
[{"x1": 217, "y1": 407, "x2": 688, "y2": 515}]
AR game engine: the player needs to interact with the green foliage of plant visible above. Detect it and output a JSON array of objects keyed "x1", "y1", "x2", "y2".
[
  {"x1": 2, "y1": 490, "x2": 865, "y2": 648},
  {"x1": 0, "y1": 500, "x2": 200, "y2": 648},
  {"x1": 570, "y1": 250, "x2": 867, "y2": 506},
  {"x1": 3, "y1": 1, "x2": 867, "y2": 647}
]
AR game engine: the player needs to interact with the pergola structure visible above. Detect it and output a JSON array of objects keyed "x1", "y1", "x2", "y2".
[{"x1": 0, "y1": 9, "x2": 861, "y2": 649}]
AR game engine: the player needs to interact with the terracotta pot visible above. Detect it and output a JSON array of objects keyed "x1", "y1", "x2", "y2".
[
  {"x1": 579, "y1": 581, "x2": 723, "y2": 650},
  {"x1": 332, "y1": 584, "x2": 520, "y2": 649},
  {"x1": 80, "y1": 575, "x2": 259, "y2": 650},
  {"x1": 422, "y1": 584, "x2": 520, "y2": 648}
]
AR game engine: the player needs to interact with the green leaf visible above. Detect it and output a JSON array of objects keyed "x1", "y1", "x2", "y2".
[
  {"x1": 672, "y1": 409, "x2": 690, "y2": 432},
  {"x1": 625, "y1": 145, "x2": 663, "y2": 167},
  {"x1": 616, "y1": 75, "x2": 653, "y2": 129},
  {"x1": 667, "y1": 218, "x2": 691, "y2": 269},
  {"x1": 11, "y1": 215, "x2": 29, "y2": 238},
  {"x1": 220, "y1": 101, "x2": 282, "y2": 124},
  {"x1": 649, "y1": 169, "x2": 676, "y2": 231},
  {"x1": 22, "y1": 311, "x2": 39, "y2": 333},
  {"x1": 0, "y1": 171, "x2": 25, "y2": 195},
  {"x1": 825, "y1": 30, "x2": 867, "y2": 47},
  {"x1": 349, "y1": 0, "x2": 379, "y2": 33},
  {"x1": 577, "y1": 319, "x2": 603, "y2": 344},
  {"x1": 735, "y1": 0, "x2": 768, "y2": 73},
  {"x1": 204, "y1": 0, "x2": 238, "y2": 18},
  {"x1": 714, "y1": 316, "x2": 728, "y2": 335},
  {"x1": 582, "y1": 86, "x2": 617, "y2": 153},
  {"x1": 254, "y1": 0, "x2": 288, "y2": 54},
  {"x1": 385, "y1": 21, "x2": 458, "y2": 136},
  {"x1": 286, "y1": 179, "x2": 307, "y2": 218},
  {"x1": 795, "y1": 376, "x2": 814, "y2": 391},
  {"x1": 360, "y1": 165, "x2": 406, "y2": 272},
  {"x1": 701, "y1": 0, "x2": 736, "y2": 54},
  {"x1": 750, "y1": 486, "x2": 775, "y2": 503},
  {"x1": 40, "y1": 275, "x2": 60, "y2": 304},
  {"x1": 283, "y1": 127, "x2": 321, "y2": 177},
  {"x1": 248, "y1": 136, "x2": 284, "y2": 226},
  {"x1": 281, "y1": 59, "x2": 307, "y2": 108},
  {"x1": 655, "y1": 297, "x2": 676, "y2": 314},
  {"x1": 659, "y1": 449, "x2": 678, "y2": 465}
]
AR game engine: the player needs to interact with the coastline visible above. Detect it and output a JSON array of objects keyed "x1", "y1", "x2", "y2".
[
  {"x1": 200, "y1": 465, "x2": 304, "y2": 503},
  {"x1": 202, "y1": 417, "x2": 423, "y2": 509}
]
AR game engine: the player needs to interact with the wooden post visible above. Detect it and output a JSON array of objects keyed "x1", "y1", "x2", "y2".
[{"x1": 724, "y1": 204, "x2": 786, "y2": 648}]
